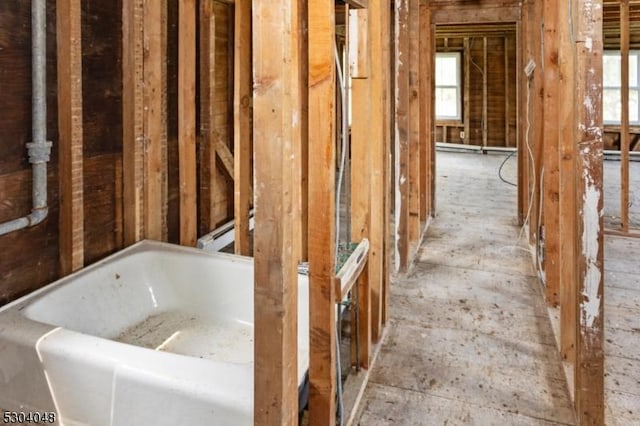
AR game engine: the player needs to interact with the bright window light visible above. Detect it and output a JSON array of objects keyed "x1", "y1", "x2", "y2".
[
  {"x1": 603, "y1": 51, "x2": 640, "y2": 124},
  {"x1": 435, "y1": 52, "x2": 461, "y2": 120}
]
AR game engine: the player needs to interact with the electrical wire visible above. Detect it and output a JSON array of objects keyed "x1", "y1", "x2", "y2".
[
  {"x1": 333, "y1": 40, "x2": 347, "y2": 426},
  {"x1": 536, "y1": 165, "x2": 546, "y2": 286},
  {"x1": 335, "y1": 309, "x2": 344, "y2": 426},
  {"x1": 498, "y1": 151, "x2": 517, "y2": 186},
  {"x1": 519, "y1": 78, "x2": 537, "y2": 242},
  {"x1": 334, "y1": 42, "x2": 349, "y2": 263}
]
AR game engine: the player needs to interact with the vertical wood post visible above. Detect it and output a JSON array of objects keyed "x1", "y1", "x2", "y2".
[
  {"x1": 307, "y1": 1, "x2": 336, "y2": 423},
  {"x1": 350, "y1": 8, "x2": 372, "y2": 368},
  {"x1": 463, "y1": 37, "x2": 470, "y2": 146},
  {"x1": 382, "y1": 3, "x2": 392, "y2": 325},
  {"x1": 394, "y1": 0, "x2": 410, "y2": 272},
  {"x1": 57, "y1": 0, "x2": 84, "y2": 274},
  {"x1": 621, "y1": 0, "x2": 630, "y2": 233},
  {"x1": 573, "y1": 0, "x2": 605, "y2": 422},
  {"x1": 531, "y1": 0, "x2": 545, "y2": 245},
  {"x1": 299, "y1": 0, "x2": 309, "y2": 261},
  {"x1": 143, "y1": 0, "x2": 167, "y2": 241},
  {"x1": 558, "y1": 0, "x2": 577, "y2": 365},
  {"x1": 505, "y1": 37, "x2": 510, "y2": 146},
  {"x1": 517, "y1": 20, "x2": 526, "y2": 225},
  {"x1": 482, "y1": 37, "x2": 488, "y2": 148},
  {"x1": 369, "y1": 0, "x2": 386, "y2": 342},
  {"x1": 122, "y1": 0, "x2": 145, "y2": 245},
  {"x1": 234, "y1": 0, "x2": 252, "y2": 255},
  {"x1": 542, "y1": 0, "x2": 560, "y2": 306},
  {"x1": 253, "y1": 0, "x2": 303, "y2": 423},
  {"x1": 419, "y1": 6, "x2": 431, "y2": 224},
  {"x1": 199, "y1": 0, "x2": 216, "y2": 234},
  {"x1": 408, "y1": 0, "x2": 421, "y2": 251},
  {"x1": 430, "y1": 22, "x2": 437, "y2": 214},
  {"x1": 178, "y1": 0, "x2": 197, "y2": 246}
]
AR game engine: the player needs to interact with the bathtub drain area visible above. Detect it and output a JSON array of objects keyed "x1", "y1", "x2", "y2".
[{"x1": 113, "y1": 311, "x2": 254, "y2": 364}]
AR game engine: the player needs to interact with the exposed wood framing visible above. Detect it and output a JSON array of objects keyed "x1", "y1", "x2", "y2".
[
  {"x1": 573, "y1": 0, "x2": 605, "y2": 422},
  {"x1": 382, "y1": 1, "x2": 392, "y2": 325},
  {"x1": 430, "y1": 6, "x2": 520, "y2": 25},
  {"x1": 430, "y1": 22, "x2": 436, "y2": 213},
  {"x1": 532, "y1": 0, "x2": 545, "y2": 246},
  {"x1": 620, "y1": 0, "x2": 630, "y2": 233},
  {"x1": 557, "y1": 0, "x2": 577, "y2": 364},
  {"x1": 368, "y1": 0, "x2": 386, "y2": 342},
  {"x1": 216, "y1": 140, "x2": 235, "y2": 178},
  {"x1": 234, "y1": 0, "x2": 252, "y2": 255},
  {"x1": 143, "y1": 0, "x2": 167, "y2": 241},
  {"x1": 542, "y1": 0, "x2": 560, "y2": 306},
  {"x1": 350, "y1": 8, "x2": 372, "y2": 368},
  {"x1": 482, "y1": 37, "x2": 488, "y2": 148},
  {"x1": 504, "y1": 37, "x2": 510, "y2": 146},
  {"x1": 253, "y1": 0, "x2": 303, "y2": 423},
  {"x1": 394, "y1": 0, "x2": 410, "y2": 272},
  {"x1": 198, "y1": 0, "x2": 217, "y2": 234},
  {"x1": 419, "y1": 6, "x2": 430, "y2": 223},
  {"x1": 517, "y1": 21, "x2": 526, "y2": 225},
  {"x1": 178, "y1": 0, "x2": 197, "y2": 246},
  {"x1": 299, "y1": 0, "x2": 309, "y2": 261},
  {"x1": 57, "y1": 0, "x2": 84, "y2": 275},
  {"x1": 122, "y1": 0, "x2": 145, "y2": 245},
  {"x1": 408, "y1": 0, "x2": 421, "y2": 250},
  {"x1": 345, "y1": 0, "x2": 368, "y2": 9},
  {"x1": 463, "y1": 37, "x2": 470, "y2": 145},
  {"x1": 307, "y1": 1, "x2": 336, "y2": 423}
]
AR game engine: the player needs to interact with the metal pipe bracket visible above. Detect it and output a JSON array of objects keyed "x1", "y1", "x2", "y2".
[{"x1": 26, "y1": 140, "x2": 52, "y2": 164}]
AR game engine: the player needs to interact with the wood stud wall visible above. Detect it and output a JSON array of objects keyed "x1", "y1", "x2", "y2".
[
  {"x1": 542, "y1": 0, "x2": 561, "y2": 306},
  {"x1": 574, "y1": 0, "x2": 605, "y2": 421},
  {"x1": 0, "y1": 0, "x2": 615, "y2": 423},
  {"x1": 252, "y1": 0, "x2": 302, "y2": 423},
  {"x1": 307, "y1": 2, "x2": 337, "y2": 424},
  {"x1": 233, "y1": 0, "x2": 252, "y2": 256},
  {"x1": 349, "y1": 9, "x2": 372, "y2": 368},
  {"x1": 57, "y1": 0, "x2": 84, "y2": 275},
  {"x1": 123, "y1": 0, "x2": 145, "y2": 245}
]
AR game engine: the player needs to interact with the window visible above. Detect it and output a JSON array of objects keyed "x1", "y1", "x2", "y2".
[
  {"x1": 603, "y1": 51, "x2": 640, "y2": 124},
  {"x1": 435, "y1": 52, "x2": 462, "y2": 120}
]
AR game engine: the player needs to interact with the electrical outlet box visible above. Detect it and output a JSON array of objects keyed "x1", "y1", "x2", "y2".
[
  {"x1": 460, "y1": 131, "x2": 465, "y2": 139},
  {"x1": 524, "y1": 59, "x2": 536, "y2": 78}
]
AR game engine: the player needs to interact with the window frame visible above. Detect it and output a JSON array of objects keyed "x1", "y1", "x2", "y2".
[
  {"x1": 603, "y1": 50, "x2": 640, "y2": 126},
  {"x1": 435, "y1": 52, "x2": 462, "y2": 121}
]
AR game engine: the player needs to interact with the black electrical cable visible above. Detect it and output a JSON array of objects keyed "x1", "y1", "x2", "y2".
[{"x1": 498, "y1": 150, "x2": 517, "y2": 187}]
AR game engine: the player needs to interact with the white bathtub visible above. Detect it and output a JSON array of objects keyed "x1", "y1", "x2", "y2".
[{"x1": 0, "y1": 240, "x2": 309, "y2": 425}]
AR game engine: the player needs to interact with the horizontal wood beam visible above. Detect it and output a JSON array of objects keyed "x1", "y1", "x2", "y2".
[
  {"x1": 345, "y1": 0, "x2": 368, "y2": 9},
  {"x1": 431, "y1": 6, "x2": 520, "y2": 24}
]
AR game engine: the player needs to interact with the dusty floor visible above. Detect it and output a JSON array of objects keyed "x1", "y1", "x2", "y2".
[
  {"x1": 602, "y1": 235, "x2": 640, "y2": 425},
  {"x1": 603, "y1": 158, "x2": 640, "y2": 230},
  {"x1": 356, "y1": 151, "x2": 576, "y2": 425}
]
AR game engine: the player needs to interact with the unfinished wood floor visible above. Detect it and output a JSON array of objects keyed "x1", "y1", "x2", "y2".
[
  {"x1": 356, "y1": 151, "x2": 576, "y2": 425},
  {"x1": 601, "y1": 234, "x2": 640, "y2": 424}
]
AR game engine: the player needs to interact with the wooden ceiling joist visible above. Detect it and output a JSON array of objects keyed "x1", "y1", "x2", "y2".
[{"x1": 344, "y1": 0, "x2": 368, "y2": 9}]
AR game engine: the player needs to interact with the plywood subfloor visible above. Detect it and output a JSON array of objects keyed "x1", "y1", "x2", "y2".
[
  {"x1": 603, "y1": 158, "x2": 640, "y2": 230},
  {"x1": 602, "y1": 235, "x2": 640, "y2": 425},
  {"x1": 356, "y1": 151, "x2": 576, "y2": 425}
]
